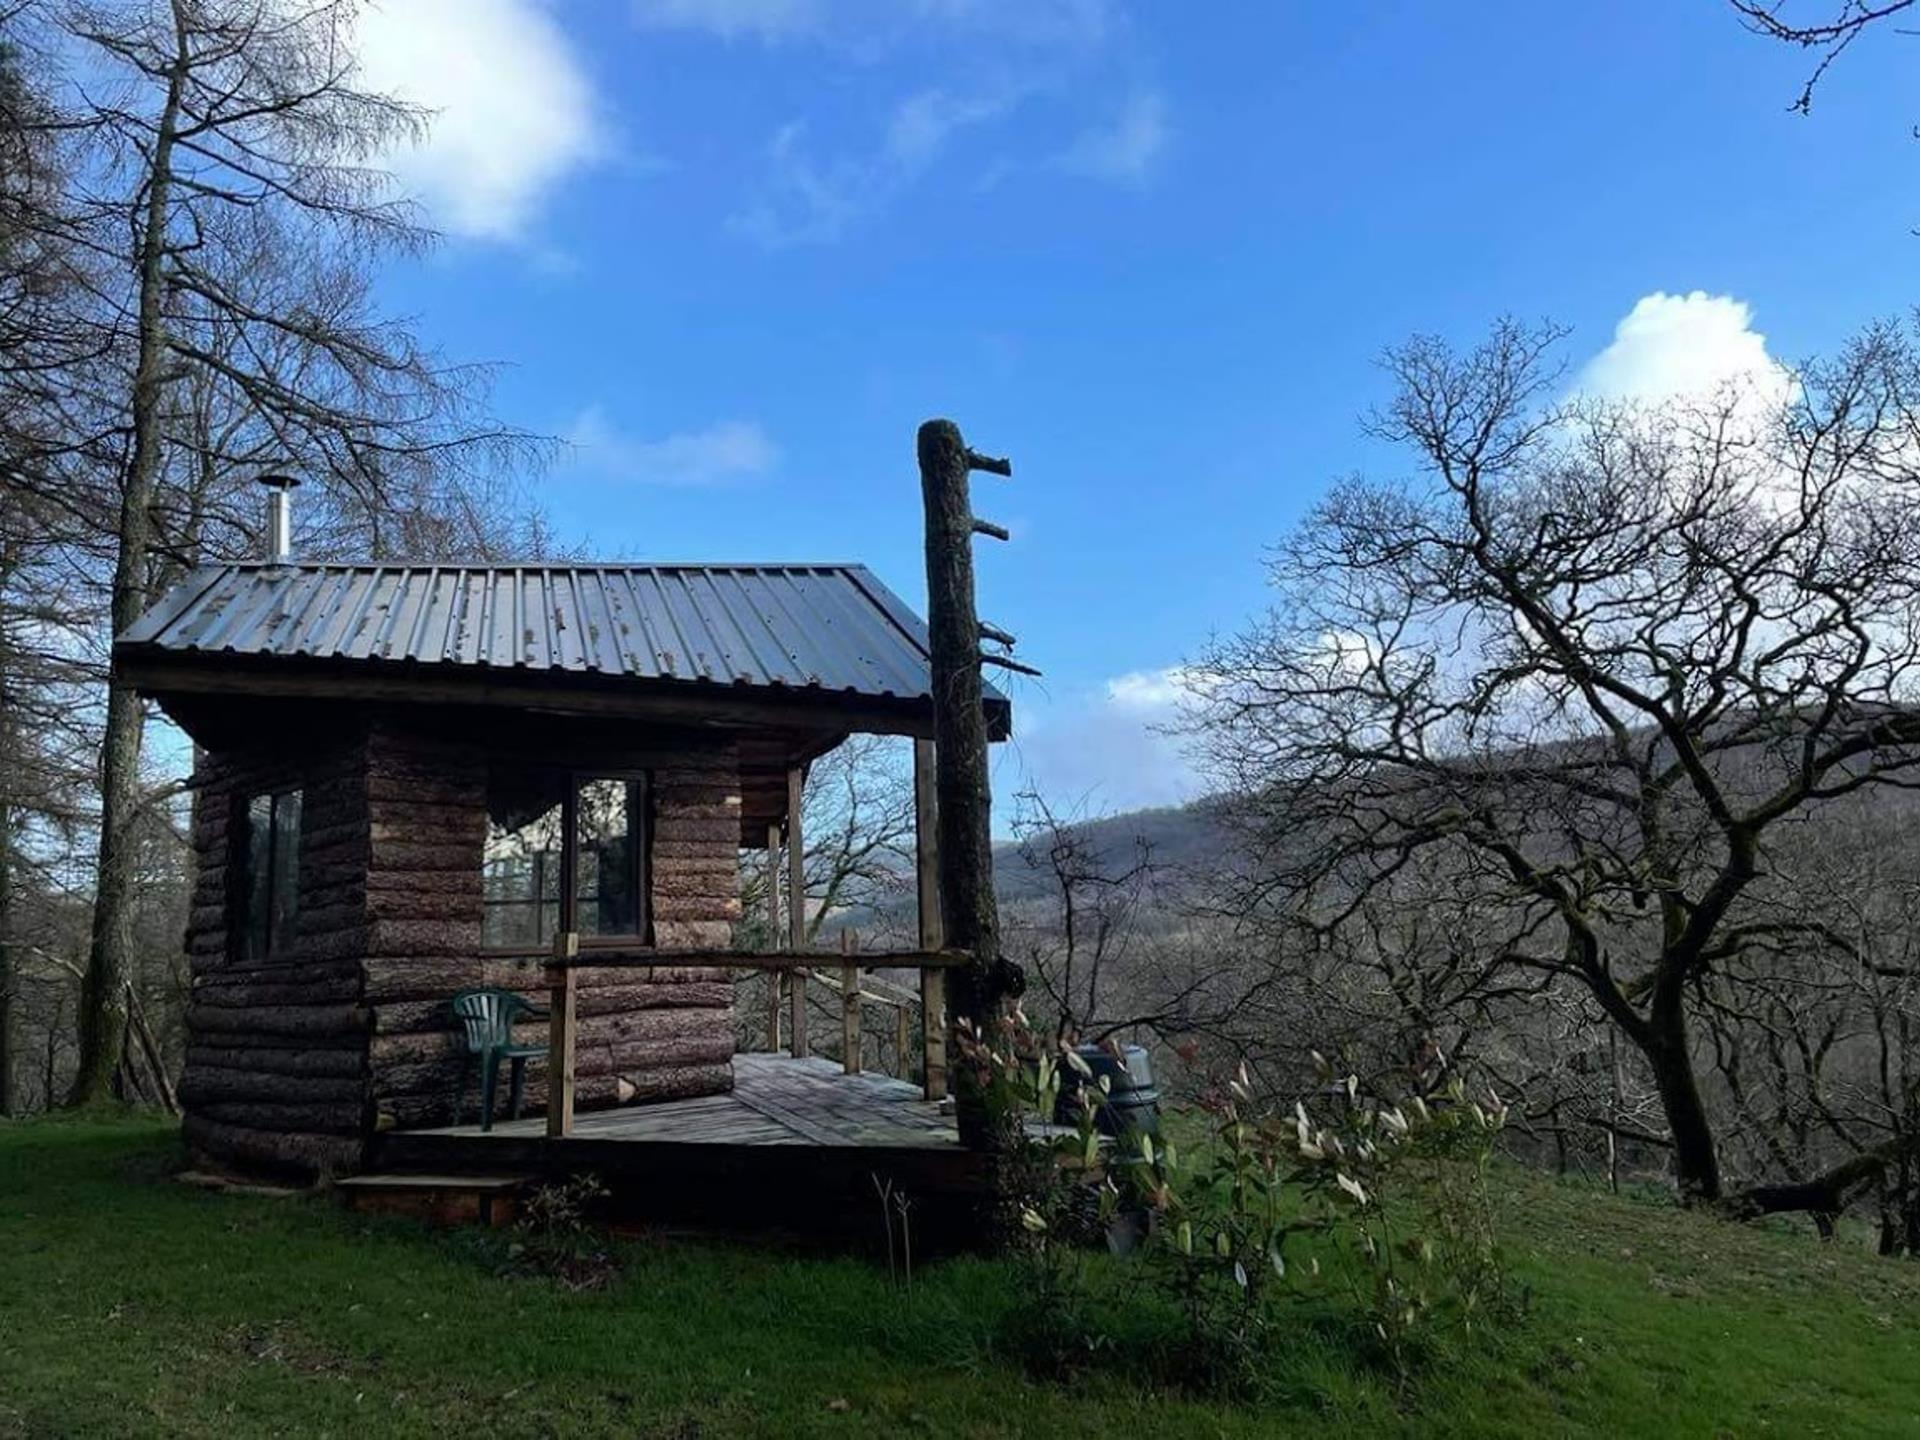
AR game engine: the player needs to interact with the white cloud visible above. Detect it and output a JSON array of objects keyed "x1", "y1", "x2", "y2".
[
  {"x1": 1009, "y1": 666, "x2": 1201, "y2": 813},
  {"x1": 887, "y1": 88, "x2": 1017, "y2": 165},
  {"x1": 658, "y1": 0, "x2": 1139, "y2": 238},
  {"x1": 354, "y1": 0, "x2": 603, "y2": 241},
  {"x1": 734, "y1": 88, "x2": 1017, "y2": 246},
  {"x1": 634, "y1": 0, "x2": 1112, "y2": 49},
  {"x1": 632, "y1": 0, "x2": 817, "y2": 41},
  {"x1": 910, "y1": 0, "x2": 1116, "y2": 50},
  {"x1": 565, "y1": 409, "x2": 779, "y2": 485},
  {"x1": 731, "y1": 122, "x2": 868, "y2": 247},
  {"x1": 1575, "y1": 292, "x2": 1797, "y2": 411},
  {"x1": 1054, "y1": 90, "x2": 1167, "y2": 183},
  {"x1": 1106, "y1": 666, "x2": 1190, "y2": 709}
]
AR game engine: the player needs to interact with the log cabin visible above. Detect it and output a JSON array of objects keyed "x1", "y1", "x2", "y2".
[{"x1": 116, "y1": 534, "x2": 1012, "y2": 1220}]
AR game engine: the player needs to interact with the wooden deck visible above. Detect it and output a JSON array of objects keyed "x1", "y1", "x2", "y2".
[
  {"x1": 412, "y1": 1054, "x2": 959, "y2": 1150},
  {"x1": 369, "y1": 1054, "x2": 989, "y2": 1243}
]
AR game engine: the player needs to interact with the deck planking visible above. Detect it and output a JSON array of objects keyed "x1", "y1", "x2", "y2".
[
  {"x1": 368, "y1": 1054, "x2": 1037, "y2": 1245},
  {"x1": 406, "y1": 1053, "x2": 960, "y2": 1150}
]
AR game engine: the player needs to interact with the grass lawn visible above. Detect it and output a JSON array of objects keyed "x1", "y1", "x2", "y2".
[{"x1": 2, "y1": 1115, "x2": 1917, "y2": 1438}]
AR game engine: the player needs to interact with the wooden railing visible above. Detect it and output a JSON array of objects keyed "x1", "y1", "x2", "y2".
[
  {"x1": 780, "y1": 931, "x2": 929, "y2": 1086},
  {"x1": 539, "y1": 934, "x2": 966, "y2": 1139}
]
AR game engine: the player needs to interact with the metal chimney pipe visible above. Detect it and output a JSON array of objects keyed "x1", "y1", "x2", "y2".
[{"x1": 257, "y1": 473, "x2": 301, "y2": 562}]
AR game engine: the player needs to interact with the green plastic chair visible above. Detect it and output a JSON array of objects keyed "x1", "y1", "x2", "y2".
[{"x1": 450, "y1": 987, "x2": 548, "y2": 1132}]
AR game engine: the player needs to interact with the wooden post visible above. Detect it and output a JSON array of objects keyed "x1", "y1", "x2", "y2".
[
  {"x1": 546, "y1": 930, "x2": 579, "y2": 1139},
  {"x1": 918, "y1": 420, "x2": 1019, "y2": 1143},
  {"x1": 897, "y1": 1005, "x2": 912, "y2": 1082},
  {"x1": 764, "y1": 823, "x2": 782, "y2": 1053},
  {"x1": 786, "y1": 765, "x2": 809, "y2": 1059},
  {"x1": 840, "y1": 928, "x2": 861, "y2": 1075},
  {"x1": 914, "y1": 737, "x2": 949, "y2": 1101}
]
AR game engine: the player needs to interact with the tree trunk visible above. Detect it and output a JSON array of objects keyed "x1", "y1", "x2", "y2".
[
  {"x1": 0, "y1": 540, "x2": 13, "y2": 1116},
  {"x1": 917, "y1": 418, "x2": 1022, "y2": 1150},
  {"x1": 68, "y1": 13, "x2": 186, "y2": 1105},
  {"x1": 0, "y1": 726, "x2": 12, "y2": 1118},
  {"x1": 1727, "y1": 1140, "x2": 1912, "y2": 1221},
  {"x1": 1640, "y1": 1009, "x2": 1723, "y2": 1205}
]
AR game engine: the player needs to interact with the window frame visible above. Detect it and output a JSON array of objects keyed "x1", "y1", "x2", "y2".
[
  {"x1": 231, "y1": 785, "x2": 304, "y2": 964},
  {"x1": 481, "y1": 767, "x2": 652, "y2": 955}
]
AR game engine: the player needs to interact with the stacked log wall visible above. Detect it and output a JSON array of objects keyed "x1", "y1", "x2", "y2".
[
  {"x1": 180, "y1": 736, "x2": 373, "y2": 1179},
  {"x1": 179, "y1": 718, "x2": 746, "y2": 1171},
  {"x1": 361, "y1": 727, "x2": 741, "y2": 1130}
]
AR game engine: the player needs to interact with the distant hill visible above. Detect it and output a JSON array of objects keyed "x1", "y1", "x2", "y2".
[
  {"x1": 993, "y1": 799, "x2": 1229, "y2": 902},
  {"x1": 841, "y1": 798, "x2": 1230, "y2": 937}
]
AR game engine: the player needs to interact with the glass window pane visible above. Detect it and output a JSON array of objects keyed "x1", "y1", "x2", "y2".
[
  {"x1": 244, "y1": 794, "x2": 272, "y2": 960},
  {"x1": 576, "y1": 778, "x2": 641, "y2": 937},
  {"x1": 269, "y1": 789, "x2": 303, "y2": 955},
  {"x1": 484, "y1": 770, "x2": 567, "y2": 948}
]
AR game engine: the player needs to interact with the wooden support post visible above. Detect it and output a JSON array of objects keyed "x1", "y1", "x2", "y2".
[
  {"x1": 914, "y1": 737, "x2": 949, "y2": 1100},
  {"x1": 764, "y1": 823, "x2": 781, "y2": 1053},
  {"x1": 841, "y1": 929, "x2": 861, "y2": 1075},
  {"x1": 921, "y1": 418, "x2": 1025, "y2": 1145},
  {"x1": 920, "y1": 968, "x2": 946, "y2": 1101},
  {"x1": 786, "y1": 765, "x2": 809, "y2": 1059},
  {"x1": 546, "y1": 931, "x2": 579, "y2": 1139},
  {"x1": 897, "y1": 1005, "x2": 912, "y2": 1082}
]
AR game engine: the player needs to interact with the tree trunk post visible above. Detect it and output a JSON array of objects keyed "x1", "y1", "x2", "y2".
[{"x1": 917, "y1": 419, "x2": 1022, "y2": 1150}]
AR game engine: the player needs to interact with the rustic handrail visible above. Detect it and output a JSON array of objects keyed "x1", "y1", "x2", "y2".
[
  {"x1": 540, "y1": 936, "x2": 961, "y2": 1137},
  {"x1": 535, "y1": 947, "x2": 972, "y2": 971},
  {"x1": 488, "y1": 942, "x2": 969, "y2": 967}
]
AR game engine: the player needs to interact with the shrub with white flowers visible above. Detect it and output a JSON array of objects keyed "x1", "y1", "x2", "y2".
[{"x1": 958, "y1": 1013, "x2": 1515, "y2": 1390}]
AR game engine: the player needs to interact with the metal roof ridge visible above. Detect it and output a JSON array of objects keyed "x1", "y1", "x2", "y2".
[{"x1": 212, "y1": 558, "x2": 873, "y2": 572}]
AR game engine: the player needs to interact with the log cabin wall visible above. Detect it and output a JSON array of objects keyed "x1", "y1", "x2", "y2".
[
  {"x1": 180, "y1": 730, "x2": 375, "y2": 1179},
  {"x1": 361, "y1": 720, "x2": 742, "y2": 1133},
  {"x1": 180, "y1": 711, "x2": 746, "y2": 1178},
  {"x1": 359, "y1": 723, "x2": 491, "y2": 1133}
]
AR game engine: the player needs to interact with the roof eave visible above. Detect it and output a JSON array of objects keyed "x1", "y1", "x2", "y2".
[{"x1": 115, "y1": 644, "x2": 1014, "y2": 744}]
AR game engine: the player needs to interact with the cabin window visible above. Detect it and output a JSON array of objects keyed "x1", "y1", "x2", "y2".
[
  {"x1": 483, "y1": 771, "x2": 650, "y2": 950},
  {"x1": 237, "y1": 788, "x2": 303, "y2": 961},
  {"x1": 483, "y1": 771, "x2": 568, "y2": 949},
  {"x1": 575, "y1": 777, "x2": 647, "y2": 939}
]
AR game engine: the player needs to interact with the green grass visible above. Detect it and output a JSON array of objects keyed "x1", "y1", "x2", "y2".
[{"x1": 2, "y1": 1115, "x2": 1917, "y2": 1438}]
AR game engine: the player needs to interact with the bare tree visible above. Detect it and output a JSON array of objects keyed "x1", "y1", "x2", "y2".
[
  {"x1": 1683, "y1": 793, "x2": 1920, "y2": 1239},
  {"x1": 1004, "y1": 792, "x2": 1170, "y2": 1042},
  {"x1": 1732, "y1": 1, "x2": 1915, "y2": 115},
  {"x1": 1188, "y1": 316, "x2": 1920, "y2": 1217},
  {"x1": 0, "y1": 7, "x2": 101, "y2": 1114},
  {"x1": 733, "y1": 736, "x2": 919, "y2": 1060},
  {"x1": 738, "y1": 735, "x2": 918, "y2": 953},
  {"x1": 0, "y1": 0, "x2": 545, "y2": 1103}
]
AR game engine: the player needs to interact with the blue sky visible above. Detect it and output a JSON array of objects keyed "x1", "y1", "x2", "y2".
[{"x1": 350, "y1": 0, "x2": 1920, "y2": 817}]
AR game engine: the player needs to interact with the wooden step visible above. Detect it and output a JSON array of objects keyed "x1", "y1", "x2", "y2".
[{"x1": 336, "y1": 1172, "x2": 533, "y2": 1227}]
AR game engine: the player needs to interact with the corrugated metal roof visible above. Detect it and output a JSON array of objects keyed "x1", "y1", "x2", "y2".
[{"x1": 119, "y1": 561, "x2": 1009, "y2": 720}]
